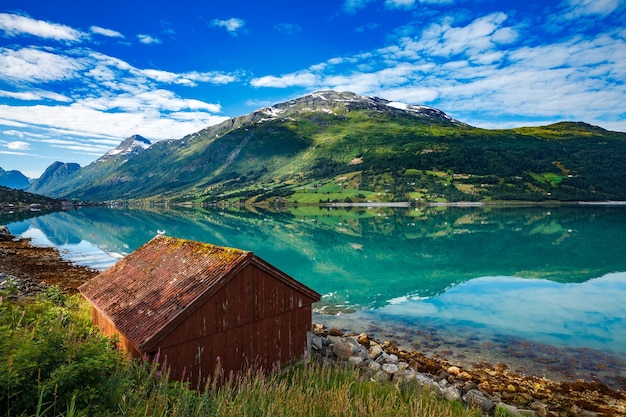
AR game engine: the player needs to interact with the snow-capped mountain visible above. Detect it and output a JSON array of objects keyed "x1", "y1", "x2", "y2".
[
  {"x1": 23, "y1": 90, "x2": 626, "y2": 203},
  {"x1": 97, "y1": 134, "x2": 152, "y2": 163},
  {"x1": 265, "y1": 90, "x2": 464, "y2": 125}
]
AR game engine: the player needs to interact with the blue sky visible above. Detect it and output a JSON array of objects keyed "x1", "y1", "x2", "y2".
[{"x1": 1, "y1": 0, "x2": 625, "y2": 178}]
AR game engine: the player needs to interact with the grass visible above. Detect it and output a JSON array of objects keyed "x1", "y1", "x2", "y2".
[
  {"x1": 118, "y1": 361, "x2": 481, "y2": 417},
  {"x1": 529, "y1": 172, "x2": 568, "y2": 187},
  {"x1": 1, "y1": 290, "x2": 480, "y2": 417}
]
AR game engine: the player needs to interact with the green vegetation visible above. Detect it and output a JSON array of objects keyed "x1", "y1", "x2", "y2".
[
  {"x1": 0, "y1": 186, "x2": 61, "y2": 207},
  {"x1": 1, "y1": 290, "x2": 480, "y2": 417},
  {"x1": 25, "y1": 92, "x2": 626, "y2": 204}
]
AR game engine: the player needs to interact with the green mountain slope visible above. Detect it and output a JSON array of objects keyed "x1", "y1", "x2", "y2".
[
  {"x1": 34, "y1": 91, "x2": 626, "y2": 203},
  {"x1": 25, "y1": 135, "x2": 151, "y2": 197}
]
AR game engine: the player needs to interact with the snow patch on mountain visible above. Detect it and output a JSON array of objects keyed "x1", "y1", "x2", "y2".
[{"x1": 98, "y1": 135, "x2": 151, "y2": 162}]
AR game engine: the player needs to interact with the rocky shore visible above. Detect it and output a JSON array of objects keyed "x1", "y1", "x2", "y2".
[
  {"x1": 311, "y1": 325, "x2": 625, "y2": 416},
  {"x1": 0, "y1": 227, "x2": 97, "y2": 296},
  {"x1": 0, "y1": 229, "x2": 624, "y2": 416}
]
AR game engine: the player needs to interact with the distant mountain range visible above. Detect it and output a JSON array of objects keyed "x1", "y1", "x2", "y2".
[
  {"x1": 20, "y1": 90, "x2": 626, "y2": 203},
  {"x1": 0, "y1": 167, "x2": 30, "y2": 189},
  {"x1": 27, "y1": 134, "x2": 151, "y2": 197}
]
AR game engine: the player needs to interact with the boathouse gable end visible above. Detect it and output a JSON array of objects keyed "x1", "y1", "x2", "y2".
[{"x1": 78, "y1": 235, "x2": 320, "y2": 384}]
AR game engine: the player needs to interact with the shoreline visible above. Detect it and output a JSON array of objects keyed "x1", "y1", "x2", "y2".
[{"x1": 1, "y1": 233, "x2": 624, "y2": 415}]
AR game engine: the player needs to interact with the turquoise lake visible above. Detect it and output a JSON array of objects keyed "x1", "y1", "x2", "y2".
[{"x1": 5, "y1": 205, "x2": 626, "y2": 388}]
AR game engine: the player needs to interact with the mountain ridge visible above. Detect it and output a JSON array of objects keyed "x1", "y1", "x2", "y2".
[
  {"x1": 24, "y1": 90, "x2": 626, "y2": 204},
  {"x1": 0, "y1": 167, "x2": 30, "y2": 190}
]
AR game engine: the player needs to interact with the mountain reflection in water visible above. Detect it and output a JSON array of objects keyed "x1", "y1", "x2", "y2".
[{"x1": 6, "y1": 205, "x2": 626, "y2": 387}]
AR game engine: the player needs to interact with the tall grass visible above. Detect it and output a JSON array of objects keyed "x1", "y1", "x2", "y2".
[
  {"x1": 117, "y1": 359, "x2": 480, "y2": 417},
  {"x1": 1, "y1": 290, "x2": 479, "y2": 417}
]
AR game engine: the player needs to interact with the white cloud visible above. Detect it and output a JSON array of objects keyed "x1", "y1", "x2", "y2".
[
  {"x1": 274, "y1": 23, "x2": 302, "y2": 36},
  {"x1": 0, "y1": 46, "x2": 85, "y2": 83},
  {"x1": 562, "y1": 0, "x2": 621, "y2": 18},
  {"x1": 0, "y1": 40, "x2": 239, "y2": 155},
  {"x1": 90, "y1": 26, "x2": 124, "y2": 38},
  {"x1": 139, "y1": 69, "x2": 238, "y2": 86},
  {"x1": 343, "y1": 0, "x2": 376, "y2": 13},
  {"x1": 0, "y1": 13, "x2": 84, "y2": 42},
  {"x1": 2, "y1": 130, "x2": 26, "y2": 137},
  {"x1": 0, "y1": 150, "x2": 31, "y2": 156},
  {"x1": 0, "y1": 89, "x2": 72, "y2": 102},
  {"x1": 6, "y1": 141, "x2": 31, "y2": 150},
  {"x1": 0, "y1": 102, "x2": 228, "y2": 143},
  {"x1": 385, "y1": 0, "x2": 416, "y2": 9},
  {"x1": 211, "y1": 18, "x2": 245, "y2": 35},
  {"x1": 250, "y1": 12, "x2": 625, "y2": 131},
  {"x1": 251, "y1": 72, "x2": 318, "y2": 88},
  {"x1": 137, "y1": 34, "x2": 162, "y2": 45},
  {"x1": 437, "y1": 13, "x2": 511, "y2": 56}
]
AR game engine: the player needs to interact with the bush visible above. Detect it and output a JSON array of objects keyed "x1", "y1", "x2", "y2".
[{"x1": 0, "y1": 294, "x2": 129, "y2": 416}]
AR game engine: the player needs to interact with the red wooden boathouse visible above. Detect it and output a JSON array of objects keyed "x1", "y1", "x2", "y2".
[{"x1": 79, "y1": 235, "x2": 320, "y2": 386}]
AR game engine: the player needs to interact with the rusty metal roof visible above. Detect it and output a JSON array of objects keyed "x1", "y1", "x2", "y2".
[{"x1": 79, "y1": 235, "x2": 319, "y2": 352}]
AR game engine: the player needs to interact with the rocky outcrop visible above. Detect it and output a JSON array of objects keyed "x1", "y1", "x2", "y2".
[
  {"x1": 0, "y1": 225, "x2": 12, "y2": 241},
  {"x1": 310, "y1": 324, "x2": 624, "y2": 417}
]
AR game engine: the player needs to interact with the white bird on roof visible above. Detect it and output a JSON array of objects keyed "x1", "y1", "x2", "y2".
[{"x1": 157, "y1": 230, "x2": 166, "y2": 235}]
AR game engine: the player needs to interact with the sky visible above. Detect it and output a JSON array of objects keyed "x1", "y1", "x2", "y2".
[{"x1": 0, "y1": 0, "x2": 625, "y2": 178}]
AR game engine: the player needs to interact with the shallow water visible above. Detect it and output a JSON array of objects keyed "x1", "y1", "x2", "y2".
[{"x1": 5, "y1": 204, "x2": 626, "y2": 388}]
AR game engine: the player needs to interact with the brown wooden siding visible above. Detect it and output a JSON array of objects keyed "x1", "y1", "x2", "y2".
[
  {"x1": 158, "y1": 305, "x2": 312, "y2": 385},
  {"x1": 91, "y1": 306, "x2": 141, "y2": 358},
  {"x1": 153, "y1": 265, "x2": 315, "y2": 386}
]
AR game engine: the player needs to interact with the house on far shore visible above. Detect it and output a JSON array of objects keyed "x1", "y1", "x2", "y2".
[{"x1": 79, "y1": 235, "x2": 320, "y2": 387}]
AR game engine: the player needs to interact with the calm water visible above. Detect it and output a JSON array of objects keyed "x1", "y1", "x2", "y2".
[{"x1": 5, "y1": 205, "x2": 626, "y2": 387}]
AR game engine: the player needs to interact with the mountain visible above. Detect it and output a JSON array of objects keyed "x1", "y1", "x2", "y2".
[
  {"x1": 97, "y1": 134, "x2": 151, "y2": 163},
  {"x1": 25, "y1": 135, "x2": 151, "y2": 198},
  {"x1": 0, "y1": 167, "x2": 30, "y2": 189},
  {"x1": 27, "y1": 90, "x2": 626, "y2": 203},
  {"x1": 26, "y1": 162, "x2": 81, "y2": 196}
]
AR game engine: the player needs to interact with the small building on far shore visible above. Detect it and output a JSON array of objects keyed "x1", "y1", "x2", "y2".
[{"x1": 79, "y1": 235, "x2": 320, "y2": 386}]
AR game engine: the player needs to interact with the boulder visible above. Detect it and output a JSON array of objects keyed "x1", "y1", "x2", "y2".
[
  {"x1": 311, "y1": 334, "x2": 324, "y2": 351},
  {"x1": 382, "y1": 363, "x2": 399, "y2": 375},
  {"x1": 442, "y1": 386, "x2": 462, "y2": 402},
  {"x1": 497, "y1": 402, "x2": 522, "y2": 417},
  {"x1": 415, "y1": 373, "x2": 441, "y2": 392},
  {"x1": 373, "y1": 369, "x2": 390, "y2": 382},
  {"x1": 348, "y1": 356, "x2": 364, "y2": 367},
  {"x1": 394, "y1": 368, "x2": 416, "y2": 382},
  {"x1": 357, "y1": 333, "x2": 370, "y2": 347},
  {"x1": 529, "y1": 400, "x2": 548, "y2": 417},
  {"x1": 368, "y1": 361, "x2": 382, "y2": 372},
  {"x1": 331, "y1": 338, "x2": 359, "y2": 360},
  {"x1": 384, "y1": 354, "x2": 399, "y2": 364},
  {"x1": 368, "y1": 344, "x2": 383, "y2": 360},
  {"x1": 328, "y1": 328, "x2": 343, "y2": 336},
  {"x1": 0, "y1": 226, "x2": 12, "y2": 241},
  {"x1": 463, "y1": 389, "x2": 495, "y2": 413},
  {"x1": 447, "y1": 366, "x2": 461, "y2": 376}
]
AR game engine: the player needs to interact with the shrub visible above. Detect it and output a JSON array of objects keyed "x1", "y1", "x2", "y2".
[{"x1": 0, "y1": 294, "x2": 129, "y2": 416}]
